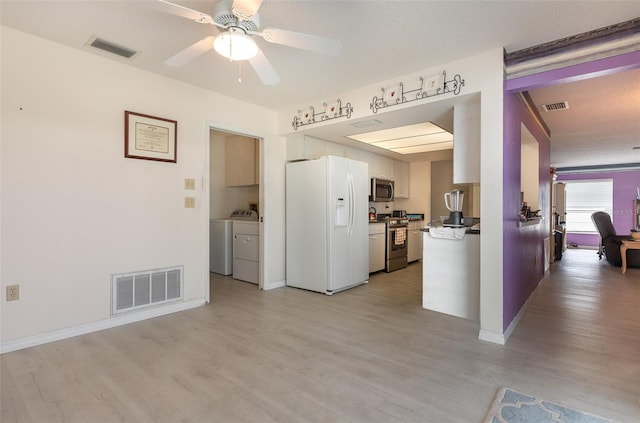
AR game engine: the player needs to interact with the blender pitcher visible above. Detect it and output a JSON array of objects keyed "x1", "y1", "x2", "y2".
[
  {"x1": 444, "y1": 190, "x2": 464, "y2": 226},
  {"x1": 444, "y1": 190, "x2": 464, "y2": 212}
]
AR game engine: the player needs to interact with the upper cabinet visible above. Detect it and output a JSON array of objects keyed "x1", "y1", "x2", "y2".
[
  {"x1": 226, "y1": 135, "x2": 259, "y2": 187},
  {"x1": 368, "y1": 154, "x2": 394, "y2": 180},
  {"x1": 453, "y1": 97, "x2": 481, "y2": 184},
  {"x1": 393, "y1": 160, "x2": 410, "y2": 198}
]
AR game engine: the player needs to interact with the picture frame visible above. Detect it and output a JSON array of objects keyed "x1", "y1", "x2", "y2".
[{"x1": 125, "y1": 111, "x2": 177, "y2": 163}]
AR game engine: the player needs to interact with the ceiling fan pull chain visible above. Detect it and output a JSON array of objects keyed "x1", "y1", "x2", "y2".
[{"x1": 238, "y1": 61, "x2": 242, "y2": 83}]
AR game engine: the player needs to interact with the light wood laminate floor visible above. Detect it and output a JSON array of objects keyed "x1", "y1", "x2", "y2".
[{"x1": 2, "y1": 249, "x2": 639, "y2": 422}]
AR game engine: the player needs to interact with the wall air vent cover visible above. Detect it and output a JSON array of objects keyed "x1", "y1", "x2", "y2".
[
  {"x1": 86, "y1": 36, "x2": 138, "y2": 59},
  {"x1": 542, "y1": 101, "x2": 569, "y2": 112},
  {"x1": 111, "y1": 266, "x2": 183, "y2": 315}
]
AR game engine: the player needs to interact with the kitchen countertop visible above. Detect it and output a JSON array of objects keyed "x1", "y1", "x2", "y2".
[{"x1": 422, "y1": 227, "x2": 480, "y2": 234}]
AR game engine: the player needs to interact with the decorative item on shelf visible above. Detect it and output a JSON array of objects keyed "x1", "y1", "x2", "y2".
[
  {"x1": 370, "y1": 71, "x2": 465, "y2": 113},
  {"x1": 383, "y1": 84, "x2": 402, "y2": 105},
  {"x1": 291, "y1": 98, "x2": 353, "y2": 130}
]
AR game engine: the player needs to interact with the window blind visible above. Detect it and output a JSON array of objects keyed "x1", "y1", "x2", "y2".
[{"x1": 565, "y1": 179, "x2": 613, "y2": 233}]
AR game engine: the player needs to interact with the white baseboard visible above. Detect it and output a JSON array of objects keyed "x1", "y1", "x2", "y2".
[
  {"x1": 0, "y1": 298, "x2": 206, "y2": 354},
  {"x1": 478, "y1": 329, "x2": 506, "y2": 345},
  {"x1": 263, "y1": 279, "x2": 286, "y2": 290},
  {"x1": 479, "y1": 272, "x2": 549, "y2": 346}
]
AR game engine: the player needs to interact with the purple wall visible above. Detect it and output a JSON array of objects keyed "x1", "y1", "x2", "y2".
[
  {"x1": 502, "y1": 50, "x2": 640, "y2": 333},
  {"x1": 503, "y1": 90, "x2": 551, "y2": 332},
  {"x1": 558, "y1": 171, "x2": 640, "y2": 246}
]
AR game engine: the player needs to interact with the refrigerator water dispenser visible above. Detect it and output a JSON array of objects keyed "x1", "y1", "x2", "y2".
[{"x1": 335, "y1": 197, "x2": 347, "y2": 227}]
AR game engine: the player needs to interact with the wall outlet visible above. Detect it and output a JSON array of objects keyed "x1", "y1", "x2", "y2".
[
  {"x1": 184, "y1": 178, "x2": 196, "y2": 190},
  {"x1": 6, "y1": 284, "x2": 19, "y2": 301},
  {"x1": 184, "y1": 197, "x2": 196, "y2": 208}
]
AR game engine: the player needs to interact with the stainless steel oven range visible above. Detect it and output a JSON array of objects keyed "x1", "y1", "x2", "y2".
[{"x1": 385, "y1": 217, "x2": 408, "y2": 272}]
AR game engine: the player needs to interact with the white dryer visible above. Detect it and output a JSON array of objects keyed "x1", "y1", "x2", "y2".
[
  {"x1": 230, "y1": 209, "x2": 259, "y2": 284},
  {"x1": 209, "y1": 209, "x2": 259, "y2": 277}
]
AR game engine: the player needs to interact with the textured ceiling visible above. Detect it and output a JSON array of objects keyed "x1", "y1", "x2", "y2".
[
  {"x1": 528, "y1": 68, "x2": 640, "y2": 168},
  {"x1": 1, "y1": 0, "x2": 639, "y2": 167}
]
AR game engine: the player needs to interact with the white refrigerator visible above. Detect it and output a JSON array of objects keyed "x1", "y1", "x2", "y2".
[{"x1": 286, "y1": 156, "x2": 369, "y2": 294}]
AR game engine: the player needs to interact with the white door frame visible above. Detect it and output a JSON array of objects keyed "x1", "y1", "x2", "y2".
[{"x1": 203, "y1": 121, "x2": 267, "y2": 303}]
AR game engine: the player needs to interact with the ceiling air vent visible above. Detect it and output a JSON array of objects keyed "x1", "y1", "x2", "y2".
[
  {"x1": 87, "y1": 36, "x2": 138, "y2": 59},
  {"x1": 542, "y1": 101, "x2": 569, "y2": 112}
]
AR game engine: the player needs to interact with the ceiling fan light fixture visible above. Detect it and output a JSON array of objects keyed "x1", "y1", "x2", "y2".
[{"x1": 213, "y1": 30, "x2": 258, "y2": 61}]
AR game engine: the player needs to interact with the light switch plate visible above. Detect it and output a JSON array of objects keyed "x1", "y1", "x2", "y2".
[
  {"x1": 184, "y1": 178, "x2": 196, "y2": 190},
  {"x1": 184, "y1": 197, "x2": 195, "y2": 208}
]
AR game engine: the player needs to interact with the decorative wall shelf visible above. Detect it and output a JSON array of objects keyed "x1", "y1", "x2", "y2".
[
  {"x1": 370, "y1": 71, "x2": 465, "y2": 114},
  {"x1": 292, "y1": 99, "x2": 353, "y2": 130},
  {"x1": 518, "y1": 217, "x2": 544, "y2": 228}
]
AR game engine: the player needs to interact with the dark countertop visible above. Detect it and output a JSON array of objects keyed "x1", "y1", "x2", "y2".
[{"x1": 422, "y1": 227, "x2": 480, "y2": 234}]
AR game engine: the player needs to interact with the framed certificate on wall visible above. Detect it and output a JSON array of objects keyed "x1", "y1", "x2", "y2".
[{"x1": 125, "y1": 111, "x2": 177, "y2": 163}]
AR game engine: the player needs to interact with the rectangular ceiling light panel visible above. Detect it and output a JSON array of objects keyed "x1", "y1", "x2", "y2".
[
  {"x1": 391, "y1": 142, "x2": 454, "y2": 154},
  {"x1": 373, "y1": 132, "x2": 453, "y2": 149},
  {"x1": 347, "y1": 121, "x2": 453, "y2": 154}
]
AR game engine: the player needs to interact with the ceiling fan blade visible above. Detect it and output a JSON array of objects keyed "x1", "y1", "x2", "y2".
[
  {"x1": 232, "y1": 0, "x2": 263, "y2": 20},
  {"x1": 259, "y1": 27, "x2": 342, "y2": 56},
  {"x1": 249, "y1": 48, "x2": 280, "y2": 85},
  {"x1": 164, "y1": 36, "x2": 215, "y2": 67},
  {"x1": 155, "y1": 0, "x2": 214, "y2": 25}
]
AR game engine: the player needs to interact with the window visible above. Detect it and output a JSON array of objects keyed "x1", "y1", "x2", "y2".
[{"x1": 565, "y1": 179, "x2": 613, "y2": 233}]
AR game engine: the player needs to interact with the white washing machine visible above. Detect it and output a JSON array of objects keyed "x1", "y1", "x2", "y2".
[{"x1": 210, "y1": 218, "x2": 233, "y2": 275}]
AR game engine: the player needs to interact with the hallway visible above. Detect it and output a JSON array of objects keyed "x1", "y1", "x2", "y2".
[{"x1": 1, "y1": 249, "x2": 638, "y2": 422}]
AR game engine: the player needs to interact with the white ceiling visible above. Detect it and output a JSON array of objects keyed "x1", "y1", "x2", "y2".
[
  {"x1": 527, "y1": 68, "x2": 640, "y2": 169},
  {"x1": 1, "y1": 1, "x2": 639, "y2": 168}
]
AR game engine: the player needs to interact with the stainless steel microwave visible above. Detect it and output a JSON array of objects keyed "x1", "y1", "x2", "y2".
[{"x1": 370, "y1": 178, "x2": 394, "y2": 202}]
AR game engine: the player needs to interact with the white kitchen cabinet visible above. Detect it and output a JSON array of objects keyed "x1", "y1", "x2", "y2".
[
  {"x1": 393, "y1": 160, "x2": 410, "y2": 198},
  {"x1": 422, "y1": 231, "x2": 480, "y2": 321},
  {"x1": 407, "y1": 220, "x2": 423, "y2": 262},
  {"x1": 453, "y1": 98, "x2": 480, "y2": 184},
  {"x1": 368, "y1": 223, "x2": 385, "y2": 273},
  {"x1": 368, "y1": 154, "x2": 393, "y2": 180},
  {"x1": 233, "y1": 221, "x2": 259, "y2": 284},
  {"x1": 226, "y1": 136, "x2": 258, "y2": 186}
]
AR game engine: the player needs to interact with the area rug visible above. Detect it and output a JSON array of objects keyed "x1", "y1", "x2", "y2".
[{"x1": 483, "y1": 387, "x2": 616, "y2": 423}]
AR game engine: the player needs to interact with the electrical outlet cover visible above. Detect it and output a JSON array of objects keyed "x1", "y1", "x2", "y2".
[{"x1": 6, "y1": 284, "x2": 19, "y2": 301}]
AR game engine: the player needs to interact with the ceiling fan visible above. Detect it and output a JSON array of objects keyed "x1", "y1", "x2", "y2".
[{"x1": 156, "y1": 0, "x2": 342, "y2": 85}]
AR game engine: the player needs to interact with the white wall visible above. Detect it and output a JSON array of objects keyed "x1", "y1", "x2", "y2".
[
  {"x1": 0, "y1": 26, "x2": 278, "y2": 348},
  {"x1": 2, "y1": 25, "x2": 505, "y2": 348},
  {"x1": 521, "y1": 125, "x2": 540, "y2": 210},
  {"x1": 278, "y1": 49, "x2": 505, "y2": 340}
]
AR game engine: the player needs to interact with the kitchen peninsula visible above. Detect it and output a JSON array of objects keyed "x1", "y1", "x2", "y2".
[{"x1": 421, "y1": 226, "x2": 480, "y2": 322}]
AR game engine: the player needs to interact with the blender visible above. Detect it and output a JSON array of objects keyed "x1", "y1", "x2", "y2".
[{"x1": 444, "y1": 189, "x2": 464, "y2": 227}]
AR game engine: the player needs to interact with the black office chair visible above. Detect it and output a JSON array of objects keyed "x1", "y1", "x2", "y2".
[{"x1": 591, "y1": 211, "x2": 640, "y2": 267}]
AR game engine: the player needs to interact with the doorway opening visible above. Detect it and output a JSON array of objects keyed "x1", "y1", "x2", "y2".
[{"x1": 207, "y1": 127, "x2": 264, "y2": 301}]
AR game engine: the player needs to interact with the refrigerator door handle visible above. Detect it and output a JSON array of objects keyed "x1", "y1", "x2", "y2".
[{"x1": 348, "y1": 173, "x2": 354, "y2": 234}]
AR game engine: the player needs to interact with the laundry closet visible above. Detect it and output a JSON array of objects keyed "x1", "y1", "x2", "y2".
[{"x1": 209, "y1": 129, "x2": 261, "y2": 285}]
